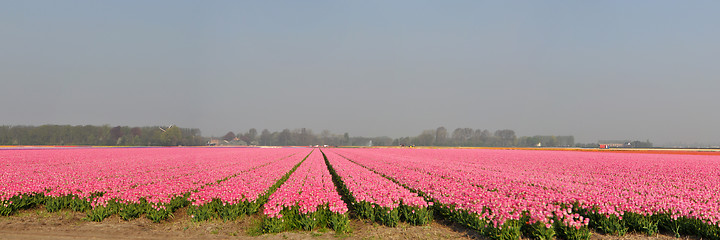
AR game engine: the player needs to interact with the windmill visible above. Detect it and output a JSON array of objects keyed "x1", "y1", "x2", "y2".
[{"x1": 158, "y1": 124, "x2": 175, "y2": 132}]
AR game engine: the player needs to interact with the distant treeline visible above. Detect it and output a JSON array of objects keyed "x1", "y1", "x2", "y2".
[
  {"x1": 394, "y1": 127, "x2": 574, "y2": 147},
  {"x1": 2, "y1": 125, "x2": 601, "y2": 148},
  {"x1": 222, "y1": 127, "x2": 575, "y2": 147},
  {"x1": 0, "y1": 125, "x2": 205, "y2": 146},
  {"x1": 219, "y1": 128, "x2": 390, "y2": 147}
]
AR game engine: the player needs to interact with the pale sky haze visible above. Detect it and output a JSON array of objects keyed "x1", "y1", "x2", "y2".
[{"x1": 1, "y1": 1, "x2": 719, "y2": 146}]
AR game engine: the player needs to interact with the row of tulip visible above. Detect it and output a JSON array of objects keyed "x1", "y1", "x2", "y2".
[
  {"x1": 3, "y1": 147, "x2": 719, "y2": 238},
  {"x1": 321, "y1": 150, "x2": 432, "y2": 226},
  {"x1": 325, "y1": 148, "x2": 720, "y2": 240},
  {"x1": 0, "y1": 147, "x2": 305, "y2": 223},
  {"x1": 262, "y1": 150, "x2": 349, "y2": 233},
  {"x1": 187, "y1": 149, "x2": 312, "y2": 221}
]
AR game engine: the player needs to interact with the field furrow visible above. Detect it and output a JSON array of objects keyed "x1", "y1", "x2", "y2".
[
  {"x1": 322, "y1": 149, "x2": 431, "y2": 226},
  {"x1": 261, "y1": 150, "x2": 349, "y2": 233}
]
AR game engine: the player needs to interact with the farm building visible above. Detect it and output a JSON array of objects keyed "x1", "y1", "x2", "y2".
[{"x1": 598, "y1": 140, "x2": 631, "y2": 148}]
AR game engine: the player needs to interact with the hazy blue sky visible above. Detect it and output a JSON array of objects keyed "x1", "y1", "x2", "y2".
[{"x1": 1, "y1": 1, "x2": 719, "y2": 146}]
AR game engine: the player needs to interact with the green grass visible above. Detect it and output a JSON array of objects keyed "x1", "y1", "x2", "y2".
[{"x1": 245, "y1": 217, "x2": 265, "y2": 236}]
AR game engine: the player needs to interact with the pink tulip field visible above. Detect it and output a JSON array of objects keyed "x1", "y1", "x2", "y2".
[
  {"x1": 1, "y1": 147, "x2": 719, "y2": 239},
  {"x1": 0, "y1": 147, "x2": 307, "y2": 222},
  {"x1": 261, "y1": 150, "x2": 349, "y2": 233},
  {"x1": 323, "y1": 150, "x2": 431, "y2": 226},
  {"x1": 324, "y1": 148, "x2": 720, "y2": 239},
  {"x1": 186, "y1": 148, "x2": 312, "y2": 221}
]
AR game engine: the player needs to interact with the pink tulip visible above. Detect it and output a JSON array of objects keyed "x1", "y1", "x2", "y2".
[
  {"x1": 264, "y1": 151, "x2": 349, "y2": 219},
  {"x1": 324, "y1": 148, "x2": 720, "y2": 228}
]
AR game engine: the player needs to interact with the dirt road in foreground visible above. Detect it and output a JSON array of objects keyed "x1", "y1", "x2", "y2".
[{"x1": 0, "y1": 208, "x2": 684, "y2": 240}]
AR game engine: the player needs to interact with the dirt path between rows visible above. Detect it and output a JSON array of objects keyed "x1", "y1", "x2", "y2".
[{"x1": 0, "y1": 208, "x2": 687, "y2": 240}]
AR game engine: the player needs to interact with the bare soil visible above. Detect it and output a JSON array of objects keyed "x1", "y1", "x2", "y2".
[{"x1": 0, "y1": 208, "x2": 691, "y2": 240}]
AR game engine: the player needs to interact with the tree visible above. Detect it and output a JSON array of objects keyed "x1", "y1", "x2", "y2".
[
  {"x1": 343, "y1": 132, "x2": 350, "y2": 146},
  {"x1": 98, "y1": 125, "x2": 111, "y2": 145},
  {"x1": 222, "y1": 131, "x2": 236, "y2": 142},
  {"x1": 278, "y1": 129, "x2": 291, "y2": 146},
  {"x1": 320, "y1": 130, "x2": 332, "y2": 145},
  {"x1": 451, "y1": 128, "x2": 473, "y2": 146},
  {"x1": 163, "y1": 126, "x2": 183, "y2": 146},
  {"x1": 0, "y1": 126, "x2": 10, "y2": 145},
  {"x1": 521, "y1": 136, "x2": 542, "y2": 147},
  {"x1": 298, "y1": 128, "x2": 311, "y2": 146},
  {"x1": 556, "y1": 136, "x2": 575, "y2": 147},
  {"x1": 371, "y1": 136, "x2": 393, "y2": 146},
  {"x1": 0, "y1": 124, "x2": 204, "y2": 146},
  {"x1": 494, "y1": 129, "x2": 517, "y2": 147},
  {"x1": 351, "y1": 136, "x2": 372, "y2": 146},
  {"x1": 151, "y1": 129, "x2": 165, "y2": 146},
  {"x1": 469, "y1": 129, "x2": 484, "y2": 146},
  {"x1": 630, "y1": 140, "x2": 653, "y2": 148},
  {"x1": 260, "y1": 129, "x2": 272, "y2": 146},
  {"x1": 130, "y1": 127, "x2": 142, "y2": 136},
  {"x1": 109, "y1": 126, "x2": 124, "y2": 145},
  {"x1": 435, "y1": 127, "x2": 447, "y2": 146},
  {"x1": 246, "y1": 128, "x2": 257, "y2": 144},
  {"x1": 394, "y1": 137, "x2": 411, "y2": 146},
  {"x1": 413, "y1": 130, "x2": 435, "y2": 146},
  {"x1": 180, "y1": 128, "x2": 203, "y2": 146}
]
